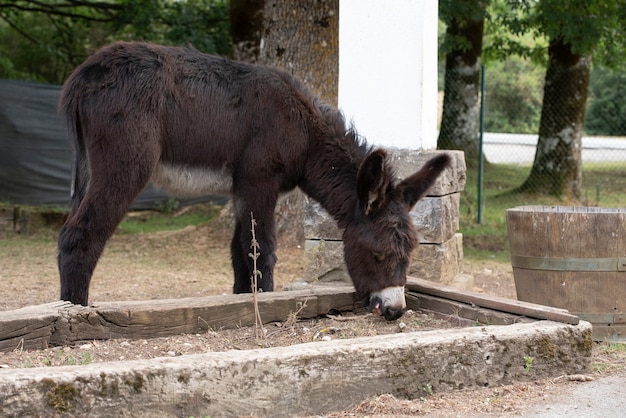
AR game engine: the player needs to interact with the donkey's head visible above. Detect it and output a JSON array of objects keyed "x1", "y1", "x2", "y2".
[{"x1": 343, "y1": 150, "x2": 451, "y2": 321}]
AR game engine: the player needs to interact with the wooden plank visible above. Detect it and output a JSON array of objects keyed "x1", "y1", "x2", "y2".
[
  {"x1": 418, "y1": 308, "x2": 476, "y2": 327},
  {"x1": 406, "y1": 276, "x2": 580, "y2": 325},
  {"x1": 0, "y1": 287, "x2": 357, "y2": 352},
  {"x1": 0, "y1": 301, "x2": 73, "y2": 351},
  {"x1": 406, "y1": 293, "x2": 534, "y2": 326},
  {"x1": 586, "y1": 325, "x2": 626, "y2": 343},
  {"x1": 0, "y1": 207, "x2": 15, "y2": 235},
  {"x1": 2, "y1": 276, "x2": 584, "y2": 353},
  {"x1": 0, "y1": 320, "x2": 592, "y2": 418}
]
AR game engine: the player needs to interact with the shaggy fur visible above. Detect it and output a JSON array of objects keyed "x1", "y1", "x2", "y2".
[{"x1": 57, "y1": 41, "x2": 450, "y2": 315}]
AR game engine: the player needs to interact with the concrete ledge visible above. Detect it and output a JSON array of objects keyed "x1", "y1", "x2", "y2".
[{"x1": 0, "y1": 320, "x2": 592, "y2": 417}]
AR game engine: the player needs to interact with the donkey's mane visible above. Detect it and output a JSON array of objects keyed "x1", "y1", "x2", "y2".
[{"x1": 297, "y1": 98, "x2": 399, "y2": 229}]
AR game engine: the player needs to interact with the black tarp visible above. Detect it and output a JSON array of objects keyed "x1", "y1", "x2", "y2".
[{"x1": 0, "y1": 79, "x2": 218, "y2": 209}]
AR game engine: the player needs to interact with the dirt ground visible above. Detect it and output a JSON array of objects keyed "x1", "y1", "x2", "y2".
[
  {"x1": 1, "y1": 210, "x2": 624, "y2": 417},
  {"x1": 0, "y1": 209, "x2": 518, "y2": 311}
]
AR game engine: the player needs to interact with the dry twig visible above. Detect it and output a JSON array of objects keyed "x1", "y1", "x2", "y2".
[{"x1": 249, "y1": 212, "x2": 265, "y2": 340}]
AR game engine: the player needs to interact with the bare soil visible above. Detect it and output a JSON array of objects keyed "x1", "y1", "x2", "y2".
[{"x1": 1, "y1": 209, "x2": 624, "y2": 417}]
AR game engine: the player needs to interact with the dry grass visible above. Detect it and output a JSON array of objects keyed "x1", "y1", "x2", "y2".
[{"x1": 0, "y1": 214, "x2": 305, "y2": 311}]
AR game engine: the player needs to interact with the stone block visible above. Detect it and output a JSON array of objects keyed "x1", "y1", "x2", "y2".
[
  {"x1": 304, "y1": 233, "x2": 464, "y2": 286},
  {"x1": 411, "y1": 193, "x2": 460, "y2": 244},
  {"x1": 303, "y1": 239, "x2": 350, "y2": 283},
  {"x1": 409, "y1": 233, "x2": 464, "y2": 285},
  {"x1": 305, "y1": 193, "x2": 460, "y2": 245},
  {"x1": 304, "y1": 199, "x2": 343, "y2": 240},
  {"x1": 389, "y1": 149, "x2": 466, "y2": 195}
]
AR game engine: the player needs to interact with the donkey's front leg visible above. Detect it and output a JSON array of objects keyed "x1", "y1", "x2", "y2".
[{"x1": 231, "y1": 211, "x2": 277, "y2": 294}]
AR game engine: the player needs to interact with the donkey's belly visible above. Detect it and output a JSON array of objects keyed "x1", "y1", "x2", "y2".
[{"x1": 150, "y1": 162, "x2": 233, "y2": 197}]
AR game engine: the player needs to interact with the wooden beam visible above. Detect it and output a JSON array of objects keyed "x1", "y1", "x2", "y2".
[
  {"x1": 406, "y1": 293, "x2": 534, "y2": 327},
  {"x1": 0, "y1": 286, "x2": 358, "y2": 352},
  {"x1": 406, "y1": 276, "x2": 579, "y2": 325},
  {"x1": 1, "y1": 276, "x2": 582, "y2": 353}
]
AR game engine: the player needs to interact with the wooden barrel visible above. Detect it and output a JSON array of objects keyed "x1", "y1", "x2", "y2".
[{"x1": 506, "y1": 206, "x2": 626, "y2": 342}]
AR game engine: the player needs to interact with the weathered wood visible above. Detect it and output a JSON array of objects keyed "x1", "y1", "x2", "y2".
[
  {"x1": 0, "y1": 207, "x2": 14, "y2": 236},
  {"x1": 0, "y1": 301, "x2": 74, "y2": 352},
  {"x1": 2, "y1": 275, "x2": 586, "y2": 353},
  {"x1": 0, "y1": 320, "x2": 592, "y2": 418},
  {"x1": 406, "y1": 276, "x2": 580, "y2": 325},
  {"x1": 506, "y1": 206, "x2": 626, "y2": 341},
  {"x1": 0, "y1": 287, "x2": 358, "y2": 352},
  {"x1": 406, "y1": 292, "x2": 534, "y2": 326}
]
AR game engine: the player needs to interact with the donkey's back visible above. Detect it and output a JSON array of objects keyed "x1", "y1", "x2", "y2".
[
  {"x1": 58, "y1": 42, "x2": 324, "y2": 305},
  {"x1": 60, "y1": 41, "x2": 315, "y2": 198}
]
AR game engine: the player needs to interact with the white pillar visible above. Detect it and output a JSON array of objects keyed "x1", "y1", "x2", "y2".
[{"x1": 338, "y1": 0, "x2": 439, "y2": 150}]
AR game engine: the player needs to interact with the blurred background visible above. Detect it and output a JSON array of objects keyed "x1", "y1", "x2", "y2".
[{"x1": 1, "y1": 0, "x2": 624, "y2": 262}]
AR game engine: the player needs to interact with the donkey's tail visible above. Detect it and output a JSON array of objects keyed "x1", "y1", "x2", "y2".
[{"x1": 60, "y1": 100, "x2": 89, "y2": 214}]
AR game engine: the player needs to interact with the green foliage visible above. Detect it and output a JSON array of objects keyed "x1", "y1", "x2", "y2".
[
  {"x1": 117, "y1": 204, "x2": 220, "y2": 234},
  {"x1": 486, "y1": 0, "x2": 626, "y2": 68},
  {"x1": 478, "y1": 1, "x2": 626, "y2": 139},
  {"x1": 112, "y1": 0, "x2": 231, "y2": 53},
  {"x1": 536, "y1": 0, "x2": 626, "y2": 63},
  {"x1": 0, "y1": 0, "x2": 232, "y2": 84},
  {"x1": 154, "y1": 198, "x2": 180, "y2": 214},
  {"x1": 439, "y1": 0, "x2": 490, "y2": 55},
  {"x1": 584, "y1": 66, "x2": 626, "y2": 136},
  {"x1": 162, "y1": 0, "x2": 231, "y2": 54},
  {"x1": 0, "y1": 9, "x2": 101, "y2": 82},
  {"x1": 483, "y1": 0, "x2": 548, "y2": 64},
  {"x1": 483, "y1": 56, "x2": 544, "y2": 134},
  {"x1": 523, "y1": 355, "x2": 533, "y2": 372}
]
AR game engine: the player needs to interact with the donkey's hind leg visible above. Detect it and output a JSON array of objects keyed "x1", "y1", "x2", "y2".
[{"x1": 58, "y1": 144, "x2": 158, "y2": 305}]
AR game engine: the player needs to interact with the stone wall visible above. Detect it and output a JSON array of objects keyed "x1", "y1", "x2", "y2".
[{"x1": 303, "y1": 149, "x2": 466, "y2": 285}]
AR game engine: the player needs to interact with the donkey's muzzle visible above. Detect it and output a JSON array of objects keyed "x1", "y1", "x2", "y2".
[
  {"x1": 383, "y1": 305, "x2": 406, "y2": 321},
  {"x1": 369, "y1": 286, "x2": 407, "y2": 321}
]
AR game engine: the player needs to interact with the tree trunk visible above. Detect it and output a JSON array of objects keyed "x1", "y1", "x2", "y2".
[
  {"x1": 231, "y1": 0, "x2": 338, "y2": 103},
  {"x1": 437, "y1": 16, "x2": 484, "y2": 168},
  {"x1": 230, "y1": 0, "x2": 339, "y2": 247},
  {"x1": 518, "y1": 38, "x2": 590, "y2": 199}
]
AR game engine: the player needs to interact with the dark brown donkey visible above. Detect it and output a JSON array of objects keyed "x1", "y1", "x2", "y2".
[{"x1": 58, "y1": 41, "x2": 450, "y2": 320}]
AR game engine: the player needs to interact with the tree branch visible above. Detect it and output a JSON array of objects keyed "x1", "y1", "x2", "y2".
[
  {"x1": 0, "y1": 0, "x2": 120, "y2": 22},
  {"x1": 0, "y1": 11, "x2": 40, "y2": 44}
]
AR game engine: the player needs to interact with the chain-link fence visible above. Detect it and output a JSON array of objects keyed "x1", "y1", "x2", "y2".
[{"x1": 444, "y1": 59, "x2": 626, "y2": 222}]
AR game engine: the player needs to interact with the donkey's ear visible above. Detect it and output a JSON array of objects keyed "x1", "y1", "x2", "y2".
[
  {"x1": 398, "y1": 154, "x2": 451, "y2": 208},
  {"x1": 357, "y1": 149, "x2": 391, "y2": 215}
]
